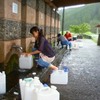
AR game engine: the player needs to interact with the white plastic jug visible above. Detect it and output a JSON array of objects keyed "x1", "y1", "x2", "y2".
[
  {"x1": 19, "y1": 79, "x2": 26, "y2": 100},
  {"x1": 37, "y1": 86, "x2": 60, "y2": 100},
  {"x1": 31, "y1": 77, "x2": 43, "y2": 90},
  {"x1": 50, "y1": 69, "x2": 68, "y2": 85},
  {"x1": 0, "y1": 71, "x2": 6, "y2": 94},
  {"x1": 24, "y1": 83, "x2": 37, "y2": 100},
  {"x1": 71, "y1": 41, "x2": 79, "y2": 50},
  {"x1": 19, "y1": 77, "x2": 43, "y2": 100},
  {"x1": 19, "y1": 54, "x2": 33, "y2": 69},
  {"x1": 78, "y1": 42, "x2": 83, "y2": 48}
]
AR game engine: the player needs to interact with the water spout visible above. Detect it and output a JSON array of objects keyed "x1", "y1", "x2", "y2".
[{"x1": 12, "y1": 45, "x2": 23, "y2": 53}]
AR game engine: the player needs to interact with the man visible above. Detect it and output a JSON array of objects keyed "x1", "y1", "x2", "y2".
[
  {"x1": 57, "y1": 34, "x2": 71, "y2": 50},
  {"x1": 64, "y1": 31, "x2": 72, "y2": 41}
]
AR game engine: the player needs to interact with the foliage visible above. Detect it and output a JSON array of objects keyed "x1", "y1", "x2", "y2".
[
  {"x1": 69, "y1": 23, "x2": 91, "y2": 34},
  {"x1": 5, "y1": 54, "x2": 19, "y2": 74},
  {"x1": 59, "y1": 3, "x2": 100, "y2": 33}
]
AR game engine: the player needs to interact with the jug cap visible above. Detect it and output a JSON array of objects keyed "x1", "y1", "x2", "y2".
[
  {"x1": 2, "y1": 71, "x2": 5, "y2": 74},
  {"x1": 34, "y1": 77, "x2": 39, "y2": 80},
  {"x1": 43, "y1": 84, "x2": 49, "y2": 87},
  {"x1": 32, "y1": 72, "x2": 36, "y2": 75},
  {"x1": 24, "y1": 78, "x2": 33, "y2": 83},
  {"x1": 19, "y1": 79, "x2": 23, "y2": 82},
  {"x1": 51, "y1": 85, "x2": 57, "y2": 90}
]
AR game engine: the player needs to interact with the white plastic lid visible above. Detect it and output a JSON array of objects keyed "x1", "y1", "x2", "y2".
[
  {"x1": 51, "y1": 85, "x2": 57, "y2": 90},
  {"x1": 2, "y1": 71, "x2": 5, "y2": 74},
  {"x1": 19, "y1": 79, "x2": 22, "y2": 82},
  {"x1": 34, "y1": 77, "x2": 39, "y2": 80},
  {"x1": 32, "y1": 72, "x2": 36, "y2": 75}
]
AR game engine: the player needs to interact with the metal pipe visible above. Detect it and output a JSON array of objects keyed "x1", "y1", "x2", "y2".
[{"x1": 12, "y1": 45, "x2": 23, "y2": 53}]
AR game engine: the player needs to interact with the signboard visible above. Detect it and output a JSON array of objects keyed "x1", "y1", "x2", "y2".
[{"x1": 12, "y1": 2, "x2": 18, "y2": 14}]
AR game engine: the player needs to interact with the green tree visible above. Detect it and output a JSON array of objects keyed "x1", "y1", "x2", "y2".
[
  {"x1": 69, "y1": 25, "x2": 80, "y2": 33},
  {"x1": 69, "y1": 23, "x2": 91, "y2": 34},
  {"x1": 79, "y1": 23, "x2": 91, "y2": 34}
]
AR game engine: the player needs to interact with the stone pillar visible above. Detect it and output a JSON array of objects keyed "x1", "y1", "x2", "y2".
[
  {"x1": 44, "y1": 2, "x2": 47, "y2": 36},
  {"x1": 50, "y1": 8, "x2": 53, "y2": 44},
  {"x1": 45, "y1": 5, "x2": 51, "y2": 42},
  {"x1": 97, "y1": 34, "x2": 100, "y2": 46},
  {"x1": 38, "y1": 0, "x2": 45, "y2": 32},
  {"x1": 21, "y1": 0, "x2": 36, "y2": 52},
  {"x1": 36, "y1": 0, "x2": 39, "y2": 25}
]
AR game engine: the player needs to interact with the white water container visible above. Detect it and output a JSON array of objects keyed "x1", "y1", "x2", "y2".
[
  {"x1": 19, "y1": 79, "x2": 26, "y2": 100},
  {"x1": 71, "y1": 41, "x2": 79, "y2": 50},
  {"x1": 50, "y1": 69, "x2": 68, "y2": 85},
  {"x1": 0, "y1": 71, "x2": 6, "y2": 94},
  {"x1": 37, "y1": 86, "x2": 60, "y2": 100},
  {"x1": 24, "y1": 83, "x2": 36, "y2": 100},
  {"x1": 78, "y1": 42, "x2": 83, "y2": 48},
  {"x1": 31, "y1": 77, "x2": 43, "y2": 90},
  {"x1": 19, "y1": 54, "x2": 33, "y2": 69},
  {"x1": 19, "y1": 77, "x2": 43, "y2": 100},
  {"x1": 19, "y1": 78, "x2": 33, "y2": 100}
]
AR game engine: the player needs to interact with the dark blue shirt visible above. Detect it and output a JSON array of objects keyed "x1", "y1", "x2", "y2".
[{"x1": 34, "y1": 37, "x2": 55, "y2": 57}]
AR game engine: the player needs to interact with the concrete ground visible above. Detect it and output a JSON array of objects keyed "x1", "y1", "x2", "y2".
[{"x1": 55, "y1": 39, "x2": 100, "y2": 100}]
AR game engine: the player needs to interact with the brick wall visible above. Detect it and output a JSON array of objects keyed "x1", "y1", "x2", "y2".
[{"x1": 0, "y1": 0, "x2": 60, "y2": 63}]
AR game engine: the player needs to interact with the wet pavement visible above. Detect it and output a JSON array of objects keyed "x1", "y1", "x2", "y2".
[
  {"x1": 0, "y1": 39, "x2": 100, "y2": 100},
  {"x1": 55, "y1": 39, "x2": 100, "y2": 100}
]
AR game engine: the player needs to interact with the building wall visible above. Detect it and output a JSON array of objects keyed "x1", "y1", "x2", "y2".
[{"x1": 0, "y1": 0, "x2": 60, "y2": 63}]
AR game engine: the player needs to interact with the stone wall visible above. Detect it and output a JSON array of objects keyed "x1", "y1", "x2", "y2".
[{"x1": 0, "y1": 0, "x2": 60, "y2": 64}]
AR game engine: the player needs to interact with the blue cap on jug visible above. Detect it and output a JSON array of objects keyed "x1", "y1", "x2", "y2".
[{"x1": 63, "y1": 66, "x2": 69, "y2": 72}]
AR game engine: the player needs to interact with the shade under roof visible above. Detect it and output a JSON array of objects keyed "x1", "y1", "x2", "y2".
[{"x1": 48, "y1": 0, "x2": 100, "y2": 7}]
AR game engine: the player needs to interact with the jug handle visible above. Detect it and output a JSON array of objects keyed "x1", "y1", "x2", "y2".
[{"x1": 39, "y1": 87, "x2": 50, "y2": 93}]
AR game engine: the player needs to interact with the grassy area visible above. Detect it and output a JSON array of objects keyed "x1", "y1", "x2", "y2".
[
  {"x1": 92, "y1": 36, "x2": 98, "y2": 43},
  {"x1": 85, "y1": 32, "x2": 98, "y2": 43}
]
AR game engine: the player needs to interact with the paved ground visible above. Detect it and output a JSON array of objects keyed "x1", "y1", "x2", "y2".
[{"x1": 56, "y1": 39, "x2": 100, "y2": 100}]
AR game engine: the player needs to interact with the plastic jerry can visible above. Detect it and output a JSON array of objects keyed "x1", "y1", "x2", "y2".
[
  {"x1": 19, "y1": 77, "x2": 43, "y2": 100},
  {"x1": 37, "y1": 86, "x2": 60, "y2": 100},
  {"x1": 71, "y1": 41, "x2": 79, "y2": 50},
  {"x1": 31, "y1": 77, "x2": 43, "y2": 90},
  {"x1": 78, "y1": 42, "x2": 83, "y2": 48},
  {"x1": 24, "y1": 83, "x2": 37, "y2": 100},
  {"x1": 19, "y1": 79, "x2": 26, "y2": 100},
  {"x1": 50, "y1": 69, "x2": 68, "y2": 85},
  {"x1": 19, "y1": 54, "x2": 33, "y2": 69},
  {"x1": 0, "y1": 71, "x2": 6, "y2": 94},
  {"x1": 19, "y1": 78, "x2": 33, "y2": 100}
]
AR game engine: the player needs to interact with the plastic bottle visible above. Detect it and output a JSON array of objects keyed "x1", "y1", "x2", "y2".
[
  {"x1": 31, "y1": 77, "x2": 43, "y2": 90},
  {"x1": 37, "y1": 85, "x2": 60, "y2": 100},
  {"x1": 0, "y1": 71, "x2": 6, "y2": 94},
  {"x1": 19, "y1": 79, "x2": 26, "y2": 100},
  {"x1": 19, "y1": 54, "x2": 33, "y2": 69},
  {"x1": 24, "y1": 83, "x2": 35, "y2": 100},
  {"x1": 50, "y1": 69, "x2": 68, "y2": 84}
]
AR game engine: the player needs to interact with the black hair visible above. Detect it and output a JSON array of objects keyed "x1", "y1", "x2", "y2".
[
  {"x1": 57, "y1": 33, "x2": 61, "y2": 37},
  {"x1": 30, "y1": 26, "x2": 44, "y2": 47}
]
